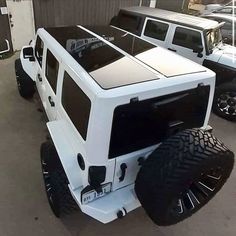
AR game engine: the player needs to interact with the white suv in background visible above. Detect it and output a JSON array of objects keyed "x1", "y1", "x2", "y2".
[{"x1": 111, "y1": 6, "x2": 236, "y2": 121}]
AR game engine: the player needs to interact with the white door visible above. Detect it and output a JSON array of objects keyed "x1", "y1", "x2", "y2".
[
  {"x1": 167, "y1": 25, "x2": 206, "y2": 65},
  {"x1": 34, "y1": 36, "x2": 45, "y2": 106},
  {"x1": 34, "y1": 36, "x2": 58, "y2": 121},
  {"x1": 141, "y1": 18, "x2": 170, "y2": 48},
  {"x1": 6, "y1": 0, "x2": 35, "y2": 51}
]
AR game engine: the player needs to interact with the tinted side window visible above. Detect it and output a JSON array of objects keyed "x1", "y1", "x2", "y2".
[
  {"x1": 62, "y1": 72, "x2": 91, "y2": 140},
  {"x1": 35, "y1": 36, "x2": 44, "y2": 67},
  {"x1": 117, "y1": 13, "x2": 141, "y2": 34},
  {"x1": 46, "y1": 50, "x2": 59, "y2": 93},
  {"x1": 173, "y1": 27, "x2": 202, "y2": 50},
  {"x1": 144, "y1": 20, "x2": 169, "y2": 41}
]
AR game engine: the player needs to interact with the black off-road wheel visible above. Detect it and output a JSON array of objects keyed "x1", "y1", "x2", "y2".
[
  {"x1": 213, "y1": 82, "x2": 236, "y2": 121},
  {"x1": 40, "y1": 141, "x2": 77, "y2": 217},
  {"x1": 15, "y1": 59, "x2": 35, "y2": 99},
  {"x1": 135, "y1": 129, "x2": 234, "y2": 226}
]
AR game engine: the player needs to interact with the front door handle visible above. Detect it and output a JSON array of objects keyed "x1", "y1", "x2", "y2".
[
  {"x1": 168, "y1": 48, "x2": 177, "y2": 52},
  {"x1": 119, "y1": 163, "x2": 127, "y2": 182},
  {"x1": 38, "y1": 74, "x2": 42, "y2": 82},
  {"x1": 48, "y1": 96, "x2": 55, "y2": 107}
]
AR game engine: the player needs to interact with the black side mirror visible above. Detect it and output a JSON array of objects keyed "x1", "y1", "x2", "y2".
[
  {"x1": 193, "y1": 45, "x2": 203, "y2": 53},
  {"x1": 223, "y1": 37, "x2": 231, "y2": 44},
  {"x1": 193, "y1": 45, "x2": 204, "y2": 58},
  {"x1": 23, "y1": 47, "x2": 35, "y2": 61}
]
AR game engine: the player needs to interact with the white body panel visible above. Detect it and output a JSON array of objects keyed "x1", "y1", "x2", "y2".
[
  {"x1": 71, "y1": 184, "x2": 140, "y2": 224},
  {"x1": 20, "y1": 46, "x2": 38, "y2": 81}
]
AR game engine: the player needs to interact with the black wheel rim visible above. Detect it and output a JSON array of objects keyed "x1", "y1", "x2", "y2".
[
  {"x1": 41, "y1": 157, "x2": 60, "y2": 216},
  {"x1": 217, "y1": 92, "x2": 236, "y2": 116},
  {"x1": 171, "y1": 167, "x2": 223, "y2": 216}
]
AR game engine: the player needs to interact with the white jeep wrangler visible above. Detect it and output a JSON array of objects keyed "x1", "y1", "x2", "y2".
[
  {"x1": 15, "y1": 25, "x2": 234, "y2": 226},
  {"x1": 111, "y1": 6, "x2": 236, "y2": 121}
]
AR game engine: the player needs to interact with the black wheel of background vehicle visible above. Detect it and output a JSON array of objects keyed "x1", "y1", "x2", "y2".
[
  {"x1": 40, "y1": 141, "x2": 77, "y2": 217},
  {"x1": 135, "y1": 129, "x2": 234, "y2": 226},
  {"x1": 213, "y1": 82, "x2": 236, "y2": 121},
  {"x1": 15, "y1": 59, "x2": 35, "y2": 99}
]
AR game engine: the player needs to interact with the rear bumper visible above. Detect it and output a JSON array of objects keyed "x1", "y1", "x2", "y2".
[{"x1": 69, "y1": 184, "x2": 140, "y2": 224}]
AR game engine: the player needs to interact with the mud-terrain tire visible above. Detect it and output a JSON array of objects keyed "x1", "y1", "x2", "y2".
[
  {"x1": 40, "y1": 141, "x2": 77, "y2": 217},
  {"x1": 135, "y1": 129, "x2": 234, "y2": 226},
  {"x1": 15, "y1": 59, "x2": 35, "y2": 99},
  {"x1": 213, "y1": 82, "x2": 236, "y2": 121}
]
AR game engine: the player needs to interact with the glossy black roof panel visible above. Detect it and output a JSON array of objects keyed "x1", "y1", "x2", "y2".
[
  {"x1": 87, "y1": 26, "x2": 207, "y2": 78},
  {"x1": 46, "y1": 26, "x2": 158, "y2": 89},
  {"x1": 85, "y1": 26, "x2": 156, "y2": 56}
]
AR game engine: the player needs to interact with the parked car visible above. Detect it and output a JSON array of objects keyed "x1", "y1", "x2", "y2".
[
  {"x1": 225, "y1": 1, "x2": 236, "y2": 6},
  {"x1": 111, "y1": 6, "x2": 236, "y2": 121},
  {"x1": 15, "y1": 25, "x2": 234, "y2": 226},
  {"x1": 202, "y1": 13, "x2": 236, "y2": 45},
  {"x1": 212, "y1": 6, "x2": 236, "y2": 15},
  {"x1": 201, "y1": 4, "x2": 222, "y2": 15}
]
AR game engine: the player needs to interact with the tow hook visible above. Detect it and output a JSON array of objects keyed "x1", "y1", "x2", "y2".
[{"x1": 117, "y1": 208, "x2": 127, "y2": 219}]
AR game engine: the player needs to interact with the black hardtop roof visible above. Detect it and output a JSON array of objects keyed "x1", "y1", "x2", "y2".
[
  {"x1": 44, "y1": 25, "x2": 206, "y2": 90},
  {"x1": 45, "y1": 25, "x2": 159, "y2": 89}
]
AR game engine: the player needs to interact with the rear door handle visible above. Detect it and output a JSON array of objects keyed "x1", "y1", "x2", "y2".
[
  {"x1": 168, "y1": 48, "x2": 177, "y2": 52},
  {"x1": 38, "y1": 74, "x2": 42, "y2": 82},
  {"x1": 48, "y1": 96, "x2": 55, "y2": 107},
  {"x1": 119, "y1": 163, "x2": 127, "y2": 182}
]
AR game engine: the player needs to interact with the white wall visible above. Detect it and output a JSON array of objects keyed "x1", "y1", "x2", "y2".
[{"x1": 6, "y1": 0, "x2": 35, "y2": 51}]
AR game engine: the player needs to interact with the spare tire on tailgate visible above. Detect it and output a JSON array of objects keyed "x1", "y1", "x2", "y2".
[{"x1": 135, "y1": 129, "x2": 234, "y2": 226}]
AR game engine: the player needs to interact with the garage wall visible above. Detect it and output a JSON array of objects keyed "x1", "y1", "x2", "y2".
[{"x1": 33, "y1": 0, "x2": 150, "y2": 29}]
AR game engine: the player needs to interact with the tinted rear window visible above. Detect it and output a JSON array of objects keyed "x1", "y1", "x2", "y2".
[
  {"x1": 62, "y1": 72, "x2": 91, "y2": 140},
  {"x1": 116, "y1": 12, "x2": 142, "y2": 35},
  {"x1": 109, "y1": 86, "x2": 210, "y2": 158}
]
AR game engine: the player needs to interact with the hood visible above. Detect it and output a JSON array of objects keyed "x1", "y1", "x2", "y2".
[
  {"x1": 217, "y1": 45, "x2": 236, "y2": 68},
  {"x1": 206, "y1": 44, "x2": 236, "y2": 70}
]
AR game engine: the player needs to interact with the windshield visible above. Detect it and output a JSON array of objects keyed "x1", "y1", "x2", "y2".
[{"x1": 206, "y1": 28, "x2": 222, "y2": 52}]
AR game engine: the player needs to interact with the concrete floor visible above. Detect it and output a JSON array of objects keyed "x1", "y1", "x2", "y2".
[{"x1": 0, "y1": 53, "x2": 235, "y2": 236}]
